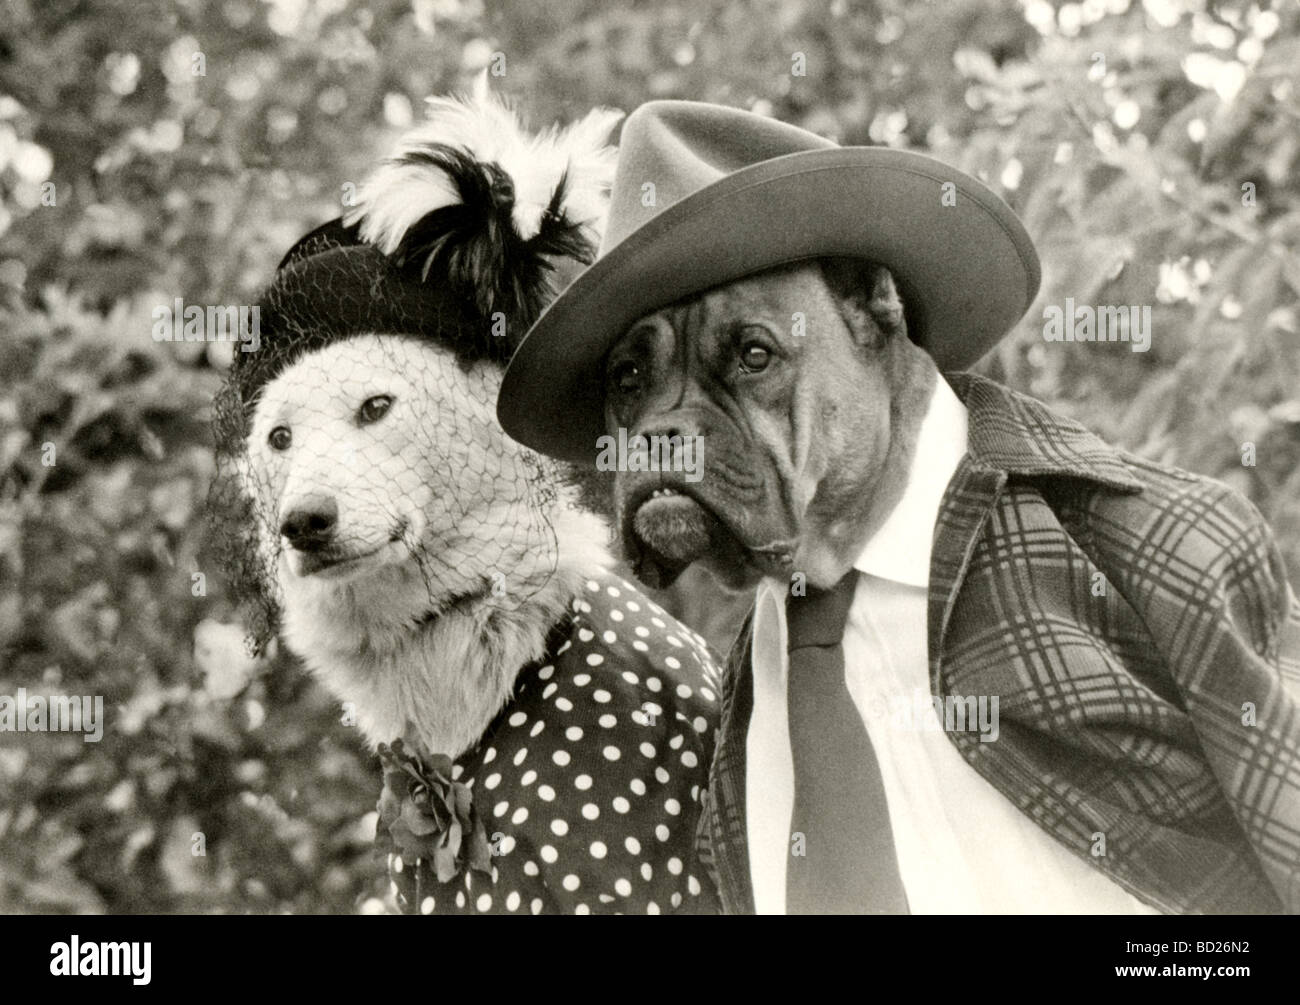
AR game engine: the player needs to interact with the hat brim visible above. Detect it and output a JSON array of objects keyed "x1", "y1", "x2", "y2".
[{"x1": 498, "y1": 146, "x2": 1040, "y2": 464}]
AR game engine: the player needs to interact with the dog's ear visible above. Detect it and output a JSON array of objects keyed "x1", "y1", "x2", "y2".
[
  {"x1": 345, "y1": 77, "x2": 622, "y2": 326},
  {"x1": 819, "y1": 257, "x2": 907, "y2": 347}
]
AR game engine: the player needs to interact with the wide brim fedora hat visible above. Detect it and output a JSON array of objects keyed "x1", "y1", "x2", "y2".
[{"x1": 498, "y1": 99, "x2": 1041, "y2": 464}]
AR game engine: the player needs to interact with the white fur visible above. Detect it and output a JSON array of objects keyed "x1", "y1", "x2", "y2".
[
  {"x1": 346, "y1": 76, "x2": 622, "y2": 253},
  {"x1": 244, "y1": 335, "x2": 613, "y2": 759}
]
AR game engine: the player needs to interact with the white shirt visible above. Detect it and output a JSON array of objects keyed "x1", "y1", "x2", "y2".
[{"x1": 745, "y1": 376, "x2": 1159, "y2": 914}]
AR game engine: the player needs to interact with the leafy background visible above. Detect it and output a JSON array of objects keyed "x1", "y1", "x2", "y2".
[{"x1": 0, "y1": 0, "x2": 1296, "y2": 914}]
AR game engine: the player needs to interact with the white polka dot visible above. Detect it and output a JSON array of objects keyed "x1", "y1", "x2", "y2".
[
  {"x1": 586, "y1": 579, "x2": 601, "y2": 592},
  {"x1": 599, "y1": 714, "x2": 617, "y2": 728},
  {"x1": 603, "y1": 630, "x2": 617, "y2": 644},
  {"x1": 615, "y1": 878, "x2": 632, "y2": 896},
  {"x1": 555, "y1": 697, "x2": 573, "y2": 712},
  {"x1": 641, "y1": 862, "x2": 653, "y2": 881},
  {"x1": 646, "y1": 676, "x2": 662, "y2": 692},
  {"x1": 655, "y1": 766, "x2": 670, "y2": 784},
  {"x1": 530, "y1": 720, "x2": 545, "y2": 737},
  {"x1": 420, "y1": 896, "x2": 435, "y2": 914},
  {"x1": 665, "y1": 798, "x2": 682, "y2": 815},
  {"x1": 508, "y1": 710, "x2": 527, "y2": 727},
  {"x1": 652, "y1": 617, "x2": 666, "y2": 628},
  {"x1": 603, "y1": 745, "x2": 621, "y2": 761},
  {"x1": 483, "y1": 747, "x2": 497, "y2": 763},
  {"x1": 632, "y1": 640, "x2": 649, "y2": 652},
  {"x1": 668, "y1": 857, "x2": 683, "y2": 875},
  {"x1": 476, "y1": 893, "x2": 492, "y2": 911},
  {"x1": 524, "y1": 860, "x2": 540, "y2": 875},
  {"x1": 668, "y1": 733, "x2": 683, "y2": 749},
  {"x1": 493, "y1": 800, "x2": 509, "y2": 818},
  {"x1": 485, "y1": 772, "x2": 502, "y2": 790},
  {"x1": 563, "y1": 874, "x2": 580, "y2": 891},
  {"x1": 665, "y1": 656, "x2": 681, "y2": 670},
  {"x1": 647, "y1": 901, "x2": 660, "y2": 915},
  {"x1": 531, "y1": 898, "x2": 543, "y2": 914},
  {"x1": 456, "y1": 891, "x2": 466, "y2": 908},
  {"x1": 573, "y1": 672, "x2": 591, "y2": 686},
  {"x1": 576, "y1": 903, "x2": 590, "y2": 915},
  {"x1": 622, "y1": 671, "x2": 639, "y2": 685},
  {"x1": 451, "y1": 764, "x2": 464, "y2": 780},
  {"x1": 538, "y1": 665, "x2": 554, "y2": 680},
  {"x1": 625, "y1": 836, "x2": 641, "y2": 855},
  {"x1": 676, "y1": 684, "x2": 692, "y2": 699},
  {"x1": 694, "y1": 716, "x2": 709, "y2": 732},
  {"x1": 590, "y1": 840, "x2": 607, "y2": 859},
  {"x1": 586, "y1": 653, "x2": 604, "y2": 667},
  {"x1": 635, "y1": 626, "x2": 650, "y2": 637},
  {"x1": 629, "y1": 778, "x2": 647, "y2": 796},
  {"x1": 700, "y1": 687, "x2": 716, "y2": 703},
  {"x1": 575, "y1": 773, "x2": 593, "y2": 790},
  {"x1": 578, "y1": 628, "x2": 595, "y2": 642},
  {"x1": 606, "y1": 585, "x2": 621, "y2": 597},
  {"x1": 498, "y1": 836, "x2": 516, "y2": 855},
  {"x1": 553, "y1": 750, "x2": 571, "y2": 767},
  {"x1": 666, "y1": 635, "x2": 683, "y2": 647},
  {"x1": 542, "y1": 683, "x2": 558, "y2": 698},
  {"x1": 538, "y1": 784, "x2": 556, "y2": 801},
  {"x1": 670, "y1": 892, "x2": 681, "y2": 908},
  {"x1": 593, "y1": 688, "x2": 612, "y2": 703},
  {"x1": 513, "y1": 748, "x2": 528, "y2": 766},
  {"x1": 551, "y1": 819, "x2": 569, "y2": 836},
  {"x1": 582, "y1": 802, "x2": 599, "y2": 820},
  {"x1": 393, "y1": 856, "x2": 404, "y2": 874},
  {"x1": 640, "y1": 742, "x2": 656, "y2": 758},
  {"x1": 688, "y1": 875, "x2": 701, "y2": 895},
  {"x1": 565, "y1": 725, "x2": 583, "y2": 741},
  {"x1": 521, "y1": 769, "x2": 537, "y2": 786},
  {"x1": 681, "y1": 750, "x2": 698, "y2": 768},
  {"x1": 656, "y1": 824, "x2": 671, "y2": 842},
  {"x1": 511, "y1": 807, "x2": 528, "y2": 824},
  {"x1": 613, "y1": 796, "x2": 630, "y2": 813},
  {"x1": 506, "y1": 891, "x2": 521, "y2": 912},
  {"x1": 609, "y1": 609, "x2": 624, "y2": 622},
  {"x1": 540, "y1": 845, "x2": 558, "y2": 863}
]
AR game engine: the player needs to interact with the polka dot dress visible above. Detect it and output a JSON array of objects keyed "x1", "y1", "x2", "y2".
[{"x1": 387, "y1": 569, "x2": 723, "y2": 915}]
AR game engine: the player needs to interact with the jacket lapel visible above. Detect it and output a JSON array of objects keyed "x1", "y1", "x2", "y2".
[{"x1": 701, "y1": 611, "x2": 757, "y2": 913}]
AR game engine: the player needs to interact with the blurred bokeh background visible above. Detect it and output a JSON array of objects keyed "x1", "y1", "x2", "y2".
[{"x1": 0, "y1": 0, "x2": 1297, "y2": 913}]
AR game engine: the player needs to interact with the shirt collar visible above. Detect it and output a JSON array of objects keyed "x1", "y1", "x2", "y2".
[{"x1": 851, "y1": 375, "x2": 968, "y2": 588}]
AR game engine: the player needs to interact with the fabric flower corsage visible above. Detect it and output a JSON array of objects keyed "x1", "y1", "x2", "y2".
[{"x1": 375, "y1": 739, "x2": 491, "y2": 884}]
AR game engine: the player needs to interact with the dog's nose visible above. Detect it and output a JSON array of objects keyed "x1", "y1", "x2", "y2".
[{"x1": 280, "y1": 497, "x2": 338, "y2": 551}]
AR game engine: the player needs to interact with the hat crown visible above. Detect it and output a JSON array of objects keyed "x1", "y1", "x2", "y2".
[{"x1": 602, "y1": 101, "x2": 835, "y2": 252}]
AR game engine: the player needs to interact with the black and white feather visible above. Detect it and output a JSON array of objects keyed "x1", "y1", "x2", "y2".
[{"x1": 344, "y1": 80, "x2": 622, "y2": 325}]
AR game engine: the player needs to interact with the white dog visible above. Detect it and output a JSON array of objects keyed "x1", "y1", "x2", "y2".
[
  {"x1": 248, "y1": 332, "x2": 611, "y2": 757},
  {"x1": 222, "y1": 90, "x2": 722, "y2": 914}
]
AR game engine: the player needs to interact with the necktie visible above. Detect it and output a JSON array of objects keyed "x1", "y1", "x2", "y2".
[{"x1": 785, "y1": 572, "x2": 909, "y2": 914}]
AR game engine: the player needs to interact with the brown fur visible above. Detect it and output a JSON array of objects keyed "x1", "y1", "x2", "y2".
[{"x1": 604, "y1": 257, "x2": 937, "y2": 591}]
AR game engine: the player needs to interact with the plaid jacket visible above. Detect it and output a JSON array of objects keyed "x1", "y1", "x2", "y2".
[{"x1": 696, "y1": 372, "x2": 1300, "y2": 914}]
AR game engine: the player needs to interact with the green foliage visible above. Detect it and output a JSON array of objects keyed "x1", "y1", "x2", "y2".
[{"x1": 0, "y1": 0, "x2": 1296, "y2": 913}]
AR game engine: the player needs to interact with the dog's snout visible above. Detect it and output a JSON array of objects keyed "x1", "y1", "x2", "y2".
[{"x1": 280, "y1": 497, "x2": 339, "y2": 551}]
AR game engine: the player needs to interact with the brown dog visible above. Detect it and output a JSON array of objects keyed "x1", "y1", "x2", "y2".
[{"x1": 605, "y1": 257, "x2": 935, "y2": 595}]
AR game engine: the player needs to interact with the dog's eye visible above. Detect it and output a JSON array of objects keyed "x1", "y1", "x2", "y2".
[
  {"x1": 739, "y1": 342, "x2": 771, "y2": 373},
  {"x1": 268, "y1": 426, "x2": 292, "y2": 451},
  {"x1": 609, "y1": 360, "x2": 642, "y2": 395},
  {"x1": 358, "y1": 395, "x2": 394, "y2": 425}
]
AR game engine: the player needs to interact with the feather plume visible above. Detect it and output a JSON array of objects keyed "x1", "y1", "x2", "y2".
[{"x1": 345, "y1": 77, "x2": 622, "y2": 325}]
